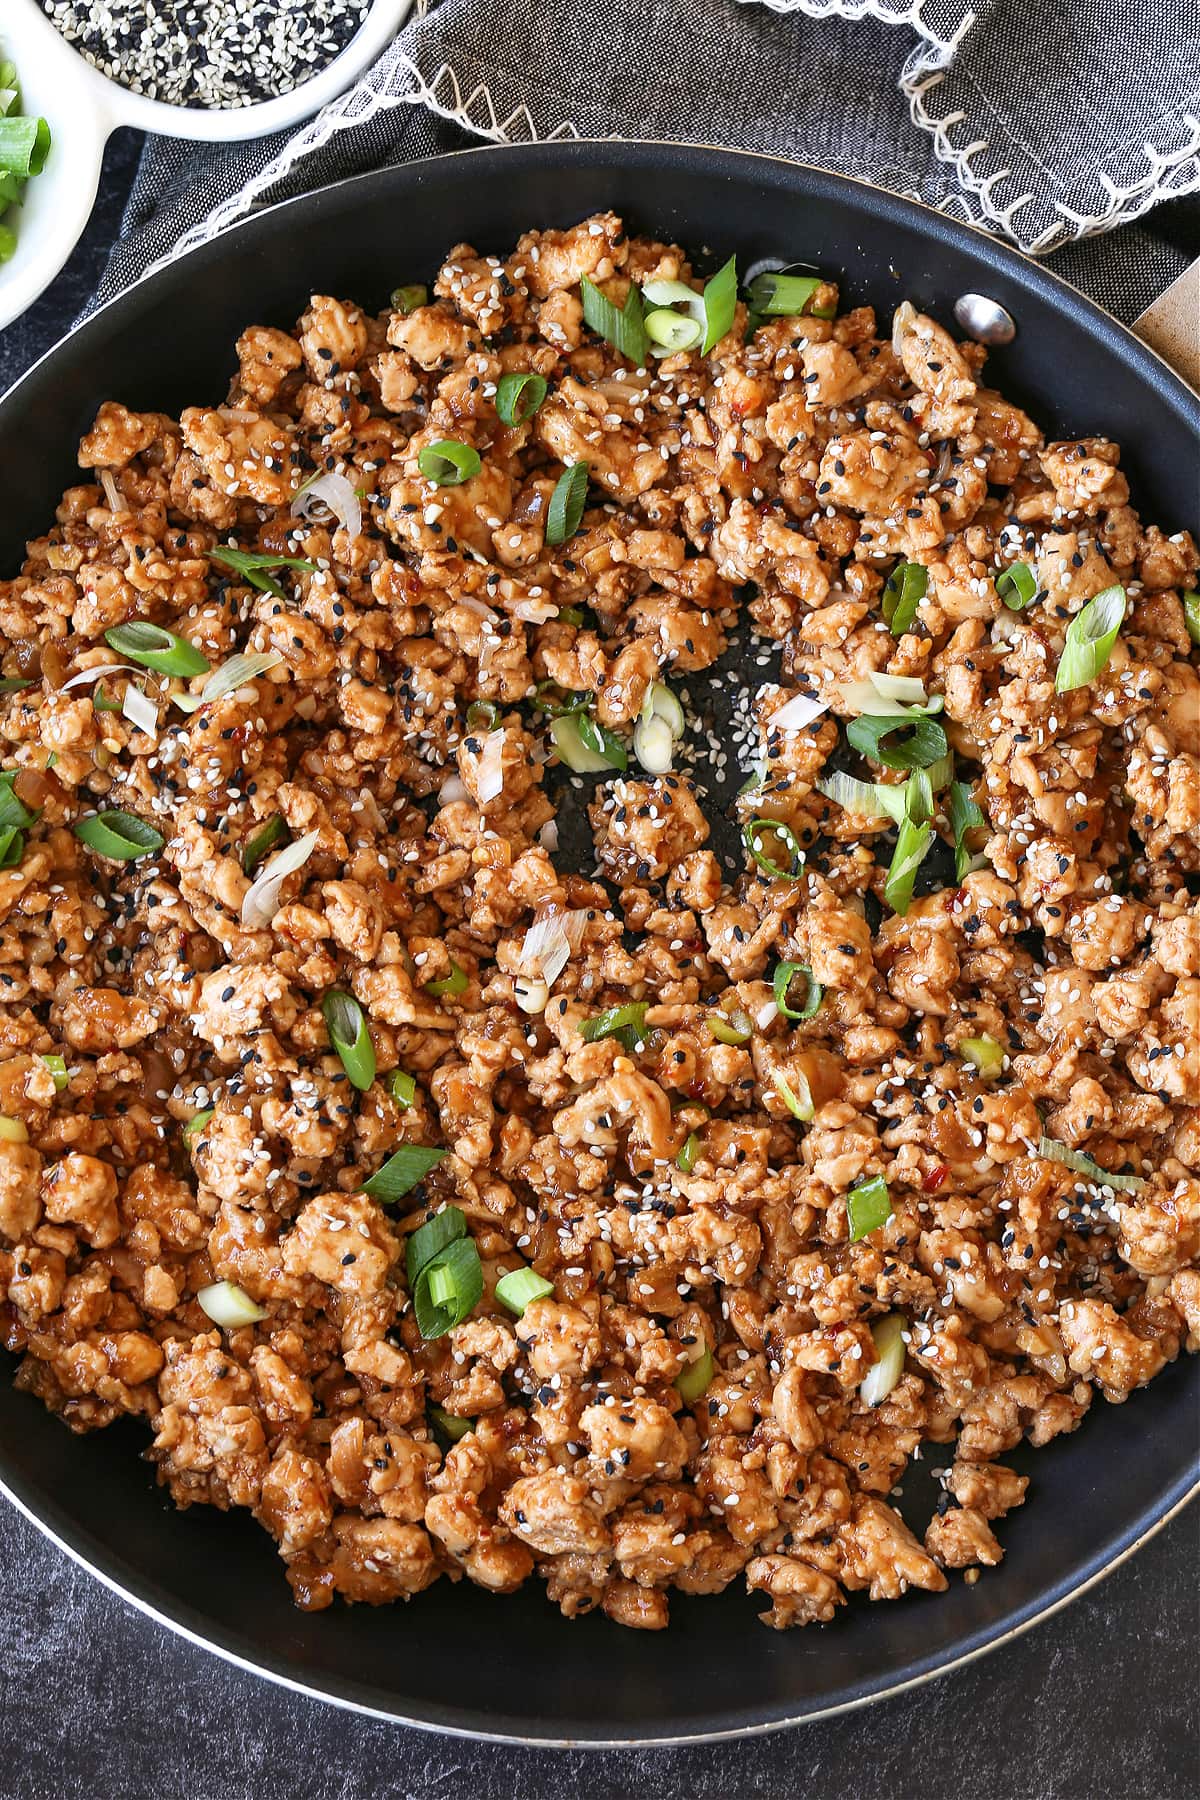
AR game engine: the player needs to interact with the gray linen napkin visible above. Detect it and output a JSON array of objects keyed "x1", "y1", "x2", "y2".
[{"x1": 97, "y1": 0, "x2": 1199, "y2": 321}]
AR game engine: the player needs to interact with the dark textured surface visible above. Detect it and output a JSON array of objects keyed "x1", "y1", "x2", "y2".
[{"x1": 0, "y1": 147, "x2": 1197, "y2": 1799}]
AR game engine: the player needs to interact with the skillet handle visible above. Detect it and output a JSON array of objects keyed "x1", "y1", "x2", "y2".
[{"x1": 1132, "y1": 258, "x2": 1200, "y2": 392}]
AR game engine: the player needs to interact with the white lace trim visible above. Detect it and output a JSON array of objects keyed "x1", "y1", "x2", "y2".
[{"x1": 160, "y1": 0, "x2": 1200, "y2": 273}]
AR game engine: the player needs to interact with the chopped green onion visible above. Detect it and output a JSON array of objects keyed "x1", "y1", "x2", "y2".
[
  {"x1": 363, "y1": 1144, "x2": 447, "y2": 1205},
  {"x1": 428, "y1": 1404, "x2": 475, "y2": 1441},
  {"x1": 676, "y1": 1132, "x2": 701, "y2": 1174},
  {"x1": 389, "y1": 1070, "x2": 417, "y2": 1109},
  {"x1": 860, "y1": 1312, "x2": 907, "y2": 1406},
  {"x1": 242, "y1": 816, "x2": 289, "y2": 875},
  {"x1": 1183, "y1": 590, "x2": 1200, "y2": 647},
  {"x1": 996, "y1": 561, "x2": 1038, "y2": 610},
  {"x1": 494, "y1": 1265, "x2": 555, "y2": 1316},
  {"x1": 580, "y1": 276, "x2": 648, "y2": 365},
  {"x1": 533, "y1": 681, "x2": 592, "y2": 717},
  {"x1": 105, "y1": 622, "x2": 210, "y2": 678},
  {"x1": 548, "y1": 714, "x2": 615, "y2": 772},
  {"x1": 390, "y1": 283, "x2": 428, "y2": 313},
  {"x1": 93, "y1": 684, "x2": 122, "y2": 713},
  {"x1": 701, "y1": 255, "x2": 737, "y2": 353},
  {"x1": 847, "y1": 1175, "x2": 893, "y2": 1242},
  {"x1": 1037, "y1": 1135, "x2": 1144, "y2": 1192},
  {"x1": 322, "y1": 990, "x2": 376, "y2": 1091},
  {"x1": 0, "y1": 115, "x2": 50, "y2": 179},
  {"x1": 746, "y1": 270, "x2": 834, "y2": 318},
  {"x1": 406, "y1": 1205, "x2": 467, "y2": 1285},
  {"x1": 817, "y1": 769, "x2": 909, "y2": 822},
  {"x1": 196, "y1": 1279, "x2": 266, "y2": 1328},
  {"x1": 1055, "y1": 585, "x2": 1126, "y2": 693},
  {"x1": 183, "y1": 1108, "x2": 214, "y2": 1140},
  {"x1": 882, "y1": 562, "x2": 928, "y2": 636},
  {"x1": 0, "y1": 223, "x2": 15, "y2": 264},
  {"x1": 73, "y1": 810, "x2": 164, "y2": 860},
  {"x1": 644, "y1": 307, "x2": 702, "y2": 354},
  {"x1": 577, "y1": 713, "x2": 627, "y2": 770},
  {"x1": 466, "y1": 700, "x2": 498, "y2": 731},
  {"x1": 0, "y1": 678, "x2": 32, "y2": 694},
  {"x1": 40, "y1": 1054, "x2": 69, "y2": 1091},
  {"x1": 412, "y1": 1236, "x2": 483, "y2": 1338},
  {"x1": 425, "y1": 959, "x2": 468, "y2": 999},
  {"x1": 846, "y1": 711, "x2": 948, "y2": 770},
  {"x1": 773, "y1": 1069, "x2": 814, "y2": 1122},
  {"x1": 948, "y1": 780, "x2": 987, "y2": 882},
  {"x1": 675, "y1": 1345, "x2": 715, "y2": 1404},
  {"x1": 579, "y1": 1001, "x2": 649, "y2": 1046},
  {"x1": 0, "y1": 773, "x2": 37, "y2": 832},
  {"x1": 0, "y1": 827, "x2": 23, "y2": 868},
  {"x1": 884, "y1": 774, "x2": 934, "y2": 914},
  {"x1": 743, "y1": 817, "x2": 805, "y2": 881},
  {"x1": 495, "y1": 371, "x2": 548, "y2": 426},
  {"x1": 959, "y1": 1034, "x2": 1004, "y2": 1078},
  {"x1": 172, "y1": 649, "x2": 285, "y2": 715},
  {"x1": 558, "y1": 606, "x2": 586, "y2": 627},
  {"x1": 208, "y1": 546, "x2": 316, "y2": 598},
  {"x1": 707, "y1": 1008, "x2": 752, "y2": 1046},
  {"x1": 772, "y1": 962, "x2": 823, "y2": 1022},
  {"x1": 545, "y1": 461, "x2": 590, "y2": 546},
  {"x1": 418, "y1": 440, "x2": 481, "y2": 487}
]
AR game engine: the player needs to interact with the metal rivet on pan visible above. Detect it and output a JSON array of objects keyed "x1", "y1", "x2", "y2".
[{"x1": 953, "y1": 293, "x2": 1016, "y2": 345}]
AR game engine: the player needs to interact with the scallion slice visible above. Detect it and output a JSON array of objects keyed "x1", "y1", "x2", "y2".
[
  {"x1": 745, "y1": 270, "x2": 834, "y2": 319},
  {"x1": 1055, "y1": 585, "x2": 1126, "y2": 693},
  {"x1": 389, "y1": 1070, "x2": 417, "y2": 1109},
  {"x1": 197, "y1": 1280, "x2": 267, "y2": 1328},
  {"x1": 701, "y1": 255, "x2": 737, "y2": 353},
  {"x1": 817, "y1": 770, "x2": 909, "y2": 823},
  {"x1": 242, "y1": 816, "x2": 289, "y2": 875},
  {"x1": 579, "y1": 1001, "x2": 649, "y2": 1047},
  {"x1": 406, "y1": 1205, "x2": 467, "y2": 1285},
  {"x1": 208, "y1": 545, "x2": 316, "y2": 597},
  {"x1": 545, "y1": 461, "x2": 590, "y2": 546},
  {"x1": 105, "y1": 622, "x2": 210, "y2": 678},
  {"x1": 884, "y1": 769, "x2": 936, "y2": 915},
  {"x1": 0, "y1": 773, "x2": 37, "y2": 832},
  {"x1": 322, "y1": 989, "x2": 376, "y2": 1091},
  {"x1": 1037, "y1": 1135, "x2": 1144, "y2": 1192},
  {"x1": 428, "y1": 1404, "x2": 475, "y2": 1441},
  {"x1": 846, "y1": 711, "x2": 948, "y2": 770},
  {"x1": 466, "y1": 700, "x2": 499, "y2": 732},
  {"x1": 772, "y1": 961, "x2": 823, "y2": 1022},
  {"x1": 743, "y1": 817, "x2": 805, "y2": 881},
  {"x1": 390, "y1": 283, "x2": 428, "y2": 313},
  {"x1": 0, "y1": 677, "x2": 32, "y2": 694},
  {"x1": 40, "y1": 1053, "x2": 69, "y2": 1091},
  {"x1": 773, "y1": 1069, "x2": 814, "y2": 1122},
  {"x1": 1183, "y1": 590, "x2": 1200, "y2": 647},
  {"x1": 676, "y1": 1132, "x2": 701, "y2": 1174},
  {"x1": 996, "y1": 561, "x2": 1038, "y2": 611},
  {"x1": 707, "y1": 1007, "x2": 752, "y2": 1046},
  {"x1": 0, "y1": 827, "x2": 22, "y2": 868},
  {"x1": 362, "y1": 1144, "x2": 447, "y2": 1205},
  {"x1": 847, "y1": 1174, "x2": 892, "y2": 1242},
  {"x1": 426, "y1": 959, "x2": 468, "y2": 999},
  {"x1": 182, "y1": 1108, "x2": 214, "y2": 1140},
  {"x1": 948, "y1": 780, "x2": 987, "y2": 881},
  {"x1": 0, "y1": 115, "x2": 50, "y2": 179},
  {"x1": 417, "y1": 440, "x2": 481, "y2": 487},
  {"x1": 172, "y1": 649, "x2": 285, "y2": 715},
  {"x1": 580, "y1": 276, "x2": 648, "y2": 365},
  {"x1": 860, "y1": 1312, "x2": 907, "y2": 1406},
  {"x1": 882, "y1": 561, "x2": 928, "y2": 636},
  {"x1": 412, "y1": 1236, "x2": 483, "y2": 1338},
  {"x1": 73, "y1": 810, "x2": 164, "y2": 860},
  {"x1": 644, "y1": 307, "x2": 702, "y2": 354},
  {"x1": 959, "y1": 1034, "x2": 1004, "y2": 1078},
  {"x1": 495, "y1": 371, "x2": 548, "y2": 426},
  {"x1": 494, "y1": 1265, "x2": 555, "y2": 1316},
  {"x1": 675, "y1": 1345, "x2": 715, "y2": 1404},
  {"x1": 577, "y1": 713, "x2": 627, "y2": 770},
  {"x1": 533, "y1": 681, "x2": 592, "y2": 718}
]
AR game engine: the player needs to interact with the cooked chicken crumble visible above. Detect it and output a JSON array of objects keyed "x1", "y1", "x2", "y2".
[{"x1": 0, "y1": 213, "x2": 1196, "y2": 1628}]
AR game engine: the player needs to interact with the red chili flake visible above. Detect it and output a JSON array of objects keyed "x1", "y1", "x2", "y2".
[{"x1": 923, "y1": 1164, "x2": 949, "y2": 1192}]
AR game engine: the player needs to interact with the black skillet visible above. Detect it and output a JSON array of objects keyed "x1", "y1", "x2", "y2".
[{"x1": 0, "y1": 141, "x2": 1196, "y2": 1744}]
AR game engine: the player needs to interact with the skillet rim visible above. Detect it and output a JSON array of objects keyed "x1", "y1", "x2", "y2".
[{"x1": 0, "y1": 137, "x2": 1196, "y2": 1745}]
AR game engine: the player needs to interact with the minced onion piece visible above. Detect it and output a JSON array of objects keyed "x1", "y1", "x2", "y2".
[
  {"x1": 475, "y1": 729, "x2": 506, "y2": 803},
  {"x1": 769, "y1": 691, "x2": 829, "y2": 732},
  {"x1": 545, "y1": 461, "x2": 590, "y2": 545},
  {"x1": 121, "y1": 685, "x2": 158, "y2": 738},
  {"x1": 773, "y1": 962, "x2": 823, "y2": 1022},
  {"x1": 98, "y1": 471, "x2": 123, "y2": 516},
  {"x1": 240, "y1": 829, "x2": 319, "y2": 927},
  {"x1": 61, "y1": 662, "x2": 141, "y2": 693},
  {"x1": 494, "y1": 1266, "x2": 555, "y2": 1316},
  {"x1": 959, "y1": 1034, "x2": 1004, "y2": 1078},
  {"x1": 1037, "y1": 1135, "x2": 1145, "y2": 1192},
  {"x1": 675, "y1": 1344, "x2": 715, "y2": 1404},
  {"x1": 1055, "y1": 585, "x2": 1127, "y2": 693},
  {"x1": 860, "y1": 1313, "x2": 908, "y2": 1406},
  {"x1": 773, "y1": 1069, "x2": 814, "y2": 1122},
  {"x1": 580, "y1": 276, "x2": 648, "y2": 365},
  {"x1": 291, "y1": 469, "x2": 362, "y2": 539},
  {"x1": 514, "y1": 975, "x2": 550, "y2": 1014},
  {"x1": 363, "y1": 1145, "x2": 446, "y2": 1204},
  {"x1": 438, "y1": 773, "x2": 470, "y2": 806},
  {"x1": 881, "y1": 561, "x2": 928, "y2": 635},
  {"x1": 847, "y1": 1175, "x2": 893, "y2": 1241},
  {"x1": 322, "y1": 990, "x2": 376, "y2": 1091},
  {"x1": 520, "y1": 910, "x2": 587, "y2": 986},
  {"x1": 197, "y1": 1280, "x2": 267, "y2": 1328}
]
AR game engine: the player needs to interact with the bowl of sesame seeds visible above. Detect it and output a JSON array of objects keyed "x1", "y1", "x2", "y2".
[{"x1": 0, "y1": 0, "x2": 412, "y2": 332}]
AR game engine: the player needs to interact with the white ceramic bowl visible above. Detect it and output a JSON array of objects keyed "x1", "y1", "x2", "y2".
[{"x1": 0, "y1": 0, "x2": 412, "y2": 333}]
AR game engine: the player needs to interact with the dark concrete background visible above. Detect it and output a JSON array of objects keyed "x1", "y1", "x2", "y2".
[{"x1": 0, "y1": 132, "x2": 1197, "y2": 1800}]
